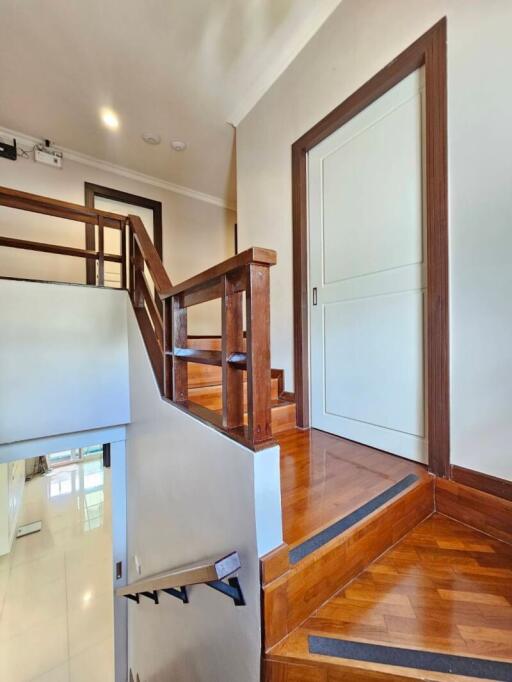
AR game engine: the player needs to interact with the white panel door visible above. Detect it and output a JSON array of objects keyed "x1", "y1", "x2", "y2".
[{"x1": 309, "y1": 69, "x2": 426, "y2": 462}]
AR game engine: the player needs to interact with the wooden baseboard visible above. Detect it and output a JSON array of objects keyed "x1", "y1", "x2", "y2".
[
  {"x1": 261, "y1": 543, "x2": 289, "y2": 586},
  {"x1": 436, "y1": 478, "x2": 512, "y2": 544},
  {"x1": 451, "y1": 465, "x2": 512, "y2": 502}
]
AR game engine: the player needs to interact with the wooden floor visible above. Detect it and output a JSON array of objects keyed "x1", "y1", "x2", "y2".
[
  {"x1": 276, "y1": 428, "x2": 429, "y2": 549},
  {"x1": 268, "y1": 514, "x2": 512, "y2": 679}
]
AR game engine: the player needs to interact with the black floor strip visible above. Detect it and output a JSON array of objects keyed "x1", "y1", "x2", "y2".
[
  {"x1": 309, "y1": 636, "x2": 512, "y2": 681},
  {"x1": 289, "y1": 473, "x2": 419, "y2": 564}
]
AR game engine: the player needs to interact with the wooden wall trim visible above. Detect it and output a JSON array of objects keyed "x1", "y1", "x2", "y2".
[
  {"x1": 436, "y1": 478, "x2": 512, "y2": 545},
  {"x1": 84, "y1": 182, "x2": 163, "y2": 285},
  {"x1": 291, "y1": 18, "x2": 450, "y2": 478},
  {"x1": 451, "y1": 465, "x2": 512, "y2": 502}
]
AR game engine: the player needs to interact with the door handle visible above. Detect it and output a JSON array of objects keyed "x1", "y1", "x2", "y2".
[{"x1": 312, "y1": 287, "x2": 318, "y2": 306}]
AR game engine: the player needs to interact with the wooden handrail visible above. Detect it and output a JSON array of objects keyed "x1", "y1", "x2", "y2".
[
  {"x1": 116, "y1": 552, "x2": 241, "y2": 598},
  {"x1": 0, "y1": 185, "x2": 126, "y2": 228},
  {"x1": 129, "y1": 215, "x2": 172, "y2": 297},
  {"x1": 162, "y1": 247, "x2": 276, "y2": 299}
]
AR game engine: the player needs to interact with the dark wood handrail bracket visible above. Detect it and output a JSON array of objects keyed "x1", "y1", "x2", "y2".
[{"x1": 0, "y1": 185, "x2": 278, "y2": 451}]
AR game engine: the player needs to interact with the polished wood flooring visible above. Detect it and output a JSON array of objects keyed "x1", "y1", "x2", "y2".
[
  {"x1": 276, "y1": 428, "x2": 429, "y2": 549},
  {"x1": 268, "y1": 514, "x2": 512, "y2": 679}
]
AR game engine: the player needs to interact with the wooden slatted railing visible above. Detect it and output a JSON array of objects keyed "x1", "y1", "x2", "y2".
[
  {"x1": 0, "y1": 185, "x2": 127, "y2": 287},
  {"x1": 0, "y1": 186, "x2": 277, "y2": 450},
  {"x1": 128, "y1": 213, "x2": 277, "y2": 449}
]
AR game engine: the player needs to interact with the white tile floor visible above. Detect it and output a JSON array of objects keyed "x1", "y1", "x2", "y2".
[{"x1": 0, "y1": 459, "x2": 114, "y2": 682}]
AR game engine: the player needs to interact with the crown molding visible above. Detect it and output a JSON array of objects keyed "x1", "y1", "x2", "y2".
[
  {"x1": 0, "y1": 125, "x2": 236, "y2": 211},
  {"x1": 228, "y1": 0, "x2": 343, "y2": 127}
]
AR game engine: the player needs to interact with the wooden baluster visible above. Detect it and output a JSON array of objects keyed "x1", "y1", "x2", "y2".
[
  {"x1": 121, "y1": 219, "x2": 127, "y2": 290},
  {"x1": 163, "y1": 297, "x2": 173, "y2": 399},
  {"x1": 128, "y1": 224, "x2": 135, "y2": 300},
  {"x1": 133, "y1": 237, "x2": 144, "y2": 308},
  {"x1": 245, "y1": 263, "x2": 272, "y2": 445},
  {"x1": 97, "y1": 216, "x2": 105, "y2": 286},
  {"x1": 171, "y1": 294, "x2": 188, "y2": 402},
  {"x1": 222, "y1": 271, "x2": 244, "y2": 429}
]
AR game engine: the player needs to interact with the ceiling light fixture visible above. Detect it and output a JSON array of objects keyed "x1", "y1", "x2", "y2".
[
  {"x1": 170, "y1": 140, "x2": 187, "y2": 152},
  {"x1": 100, "y1": 108, "x2": 120, "y2": 130},
  {"x1": 142, "y1": 132, "x2": 161, "y2": 145}
]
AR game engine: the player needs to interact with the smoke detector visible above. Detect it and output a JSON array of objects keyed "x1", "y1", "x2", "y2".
[
  {"x1": 171, "y1": 140, "x2": 187, "y2": 152},
  {"x1": 142, "y1": 132, "x2": 161, "y2": 145}
]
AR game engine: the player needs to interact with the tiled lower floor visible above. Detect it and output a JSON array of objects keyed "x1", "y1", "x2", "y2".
[{"x1": 0, "y1": 458, "x2": 114, "y2": 682}]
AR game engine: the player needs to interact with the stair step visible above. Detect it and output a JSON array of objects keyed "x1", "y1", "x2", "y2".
[
  {"x1": 265, "y1": 514, "x2": 512, "y2": 681},
  {"x1": 261, "y1": 474, "x2": 434, "y2": 650},
  {"x1": 189, "y1": 377, "x2": 280, "y2": 409},
  {"x1": 268, "y1": 400, "x2": 296, "y2": 435}
]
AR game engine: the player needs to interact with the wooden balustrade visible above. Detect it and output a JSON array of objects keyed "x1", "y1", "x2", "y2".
[
  {"x1": 0, "y1": 185, "x2": 127, "y2": 286},
  {"x1": 0, "y1": 186, "x2": 277, "y2": 451},
  {"x1": 161, "y1": 247, "x2": 276, "y2": 448},
  {"x1": 129, "y1": 209, "x2": 277, "y2": 449}
]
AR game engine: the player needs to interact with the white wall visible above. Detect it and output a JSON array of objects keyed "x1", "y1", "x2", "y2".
[
  {"x1": 236, "y1": 0, "x2": 512, "y2": 482},
  {"x1": 0, "y1": 145, "x2": 235, "y2": 333},
  {"x1": 0, "y1": 280, "x2": 130, "y2": 444},
  {"x1": 125, "y1": 301, "x2": 280, "y2": 682}
]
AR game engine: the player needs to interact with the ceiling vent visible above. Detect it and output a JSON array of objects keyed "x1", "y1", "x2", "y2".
[
  {"x1": 171, "y1": 140, "x2": 187, "y2": 152},
  {"x1": 142, "y1": 133, "x2": 161, "y2": 145}
]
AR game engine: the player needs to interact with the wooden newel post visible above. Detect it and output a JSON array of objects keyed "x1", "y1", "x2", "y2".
[
  {"x1": 245, "y1": 262, "x2": 272, "y2": 446},
  {"x1": 128, "y1": 224, "x2": 134, "y2": 300},
  {"x1": 121, "y1": 219, "x2": 127, "y2": 290},
  {"x1": 222, "y1": 271, "x2": 244, "y2": 429},
  {"x1": 163, "y1": 297, "x2": 173, "y2": 399},
  {"x1": 97, "y1": 216, "x2": 105, "y2": 286},
  {"x1": 171, "y1": 294, "x2": 188, "y2": 402}
]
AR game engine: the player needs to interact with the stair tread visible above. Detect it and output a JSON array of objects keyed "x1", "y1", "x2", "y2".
[
  {"x1": 267, "y1": 514, "x2": 512, "y2": 681},
  {"x1": 276, "y1": 428, "x2": 430, "y2": 550}
]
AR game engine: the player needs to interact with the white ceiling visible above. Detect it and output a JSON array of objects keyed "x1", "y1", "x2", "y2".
[{"x1": 0, "y1": 0, "x2": 342, "y2": 206}]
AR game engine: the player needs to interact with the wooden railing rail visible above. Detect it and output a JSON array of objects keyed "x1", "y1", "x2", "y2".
[
  {"x1": 0, "y1": 186, "x2": 277, "y2": 451},
  {"x1": 163, "y1": 248, "x2": 276, "y2": 449},
  {"x1": 116, "y1": 551, "x2": 245, "y2": 607},
  {"x1": 0, "y1": 185, "x2": 127, "y2": 286}
]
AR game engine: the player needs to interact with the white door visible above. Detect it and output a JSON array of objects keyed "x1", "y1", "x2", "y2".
[{"x1": 309, "y1": 69, "x2": 426, "y2": 463}]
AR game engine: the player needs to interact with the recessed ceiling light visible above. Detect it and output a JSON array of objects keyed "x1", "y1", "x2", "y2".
[
  {"x1": 171, "y1": 140, "x2": 187, "y2": 152},
  {"x1": 100, "y1": 108, "x2": 120, "y2": 130},
  {"x1": 142, "y1": 132, "x2": 161, "y2": 145}
]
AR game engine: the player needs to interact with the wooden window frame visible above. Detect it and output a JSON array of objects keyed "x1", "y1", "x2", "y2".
[
  {"x1": 84, "y1": 183, "x2": 163, "y2": 285},
  {"x1": 291, "y1": 18, "x2": 449, "y2": 477}
]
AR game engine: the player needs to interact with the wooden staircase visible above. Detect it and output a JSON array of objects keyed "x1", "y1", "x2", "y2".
[
  {"x1": 0, "y1": 185, "x2": 288, "y2": 452},
  {"x1": 186, "y1": 337, "x2": 296, "y2": 435},
  {"x1": 261, "y1": 429, "x2": 512, "y2": 682}
]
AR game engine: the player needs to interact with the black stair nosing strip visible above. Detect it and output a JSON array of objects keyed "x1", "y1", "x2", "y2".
[
  {"x1": 289, "y1": 473, "x2": 419, "y2": 565},
  {"x1": 308, "y1": 636, "x2": 512, "y2": 682}
]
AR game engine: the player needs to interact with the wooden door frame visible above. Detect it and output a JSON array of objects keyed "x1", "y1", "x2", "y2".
[
  {"x1": 84, "y1": 182, "x2": 163, "y2": 285},
  {"x1": 292, "y1": 18, "x2": 449, "y2": 477}
]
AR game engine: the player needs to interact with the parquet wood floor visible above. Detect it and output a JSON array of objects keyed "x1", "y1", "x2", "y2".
[
  {"x1": 276, "y1": 428, "x2": 429, "y2": 549},
  {"x1": 268, "y1": 514, "x2": 512, "y2": 679}
]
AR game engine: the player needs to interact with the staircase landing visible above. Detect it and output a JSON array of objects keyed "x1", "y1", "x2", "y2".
[
  {"x1": 277, "y1": 428, "x2": 429, "y2": 552},
  {"x1": 266, "y1": 513, "x2": 512, "y2": 681}
]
